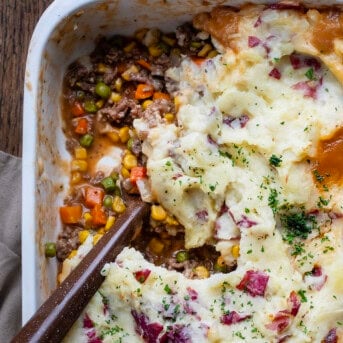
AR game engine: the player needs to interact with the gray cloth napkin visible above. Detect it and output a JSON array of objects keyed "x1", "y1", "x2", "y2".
[{"x1": 0, "y1": 151, "x2": 22, "y2": 342}]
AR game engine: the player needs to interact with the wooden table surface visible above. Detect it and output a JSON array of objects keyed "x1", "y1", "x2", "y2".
[{"x1": 0, "y1": 0, "x2": 53, "y2": 157}]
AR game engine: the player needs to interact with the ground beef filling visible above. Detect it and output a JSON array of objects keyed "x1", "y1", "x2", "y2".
[{"x1": 57, "y1": 24, "x2": 227, "y2": 279}]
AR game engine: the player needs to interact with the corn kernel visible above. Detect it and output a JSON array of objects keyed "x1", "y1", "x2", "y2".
[
  {"x1": 165, "y1": 215, "x2": 179, "y2": 226},
  {"x1": 164, "y1": 113, "x2": 174, "y2": 122},
  {"x1": 135, "y1": 28, "x2": 149, "y2": 41},
  {"x1": 97, "y1": 228, "x2": 105, "y2": 235},
  {"x1": 174, "y1": 96, "x2": 182, "y2": 111},
  {"x1": 151, "y1": 205, "x2": 167, "y2": 221},
  {"x1": 162, "y1": 35, "x2": 176, "y2": 47},
  {"x1": 105, "y1": 215, "x2": 115, "y2": 231},
  {"x1": 96, "y1": 99, "x2": 104, "y2": 109},
  {"x1": 198, "y1": 43, "x2": 213, "y2": 57},
  {"x1": 217, "y1": 255, "x2": 226, "y2": 267},
  {"x1": 194, "y1": 266, "x2": 210, "y2": 279},
  {"x1": 114, "y1": 78, "x2": 123, "y2": 92},
  {"x1": 71, "y1": 159, "x2": 88, "y2": 172},
  {"x1": 93, "y1": 233, "x2": 103, "y2": 245},
  {"x1": 207, "y1": 50, "x2": 219, "y2": 58},
  {"x1": 83, "y1": 212, "x2": 93, "y2": 222},
  {"x1": 97, "y1": 63, "x2": 109, "y2": 73},
  {"x1": 148, "y1": 237, "x2": 165, "y2": 254},
  {"x1": 149, "y1": 45, "x2": 163, "y2": 57},
  {"x1": 118, "y1": 126, "x2": 130, "y2": 143},
  {"x1": 110, "y1": 92, "x2": 122, "y2": 103},
  {"x1": 71, "y1": 171, "x2": 83, "y2": 184},
  {"x1": 124, "y1": 41, "x2": 136, "y2": 53},
  {"x1": 191, "y1": 41, "x2": 202, "y2": 48},
  {"x1": 112, "y1": 196, "x2": 126, "y2": 214},
  {"x1": 122, "y1": 154, "x2": 138, "y2": 170},
  {"x1": 107, "y1": 131, "x2": 120, "y2": 143},
  {"x1": 142, "y1": 99, "x2": 153, "y2": 110},
  {"x1": 74, "y1": 147, "x2": 87, "y2": 159},
  {"x1": 121, "y1": 166, "x2": 130, "y2": 178},
  {"x1": 231, "y1": 245, "x2": 240, "y2": 258},
  {"x1": 68, "y1": 250, "x2": 78, "y2": 259},
  {"x1": 78, "y1": 230, "x2": 89, "y2": 244},
  {"x1": 122, "y1": 65, "x2": 139, "y2": 81}
]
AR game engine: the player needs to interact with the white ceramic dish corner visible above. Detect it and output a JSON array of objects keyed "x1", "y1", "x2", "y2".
[{"x1": 22, "y1": 0, "x2": 343, "y2": 325}]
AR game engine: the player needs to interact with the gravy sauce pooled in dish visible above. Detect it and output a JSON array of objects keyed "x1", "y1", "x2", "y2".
[{"x1": 54, "y1": 4, "x2": 343, "y2": 343}]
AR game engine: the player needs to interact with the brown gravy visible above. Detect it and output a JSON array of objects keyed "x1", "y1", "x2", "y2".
[
  {"x1": 312, "y1": 126, "x2": 343, "y2": 186},
  {"x1": 311, "y1": 11, "x2": 343, "y2": 54},
  {"x1": 193, "y1": 6, "x2": 240, "y2": 48}
]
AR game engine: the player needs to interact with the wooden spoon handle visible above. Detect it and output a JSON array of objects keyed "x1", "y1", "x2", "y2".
[{"x1": 12, "y1": 198, "x2": 149, "y2": 343}]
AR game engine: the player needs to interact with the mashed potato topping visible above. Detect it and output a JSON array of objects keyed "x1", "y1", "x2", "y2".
[{"x1": 64, "y1": 5, "x2": 343, "y2": 342}]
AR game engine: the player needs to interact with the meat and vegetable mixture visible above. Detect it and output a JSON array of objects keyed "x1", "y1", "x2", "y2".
[{"x1": 48, "y1": 23, "x2": 230, "y2": 281}]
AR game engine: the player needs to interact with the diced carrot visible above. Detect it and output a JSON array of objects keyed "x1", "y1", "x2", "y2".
[
  {"x1": 153, "y1": 92, "x2": 171, "y2": 101},
  {"x1": 136, "y1": 59, "x2": 152, "y2": 71},
  {"x1": 191, "y1": 56, "x2": 206, "y2": 66},
  {"x1": 91, "y1": 204, "x2": 107, "y2": 226},
  {"x1": 60, "y1": 205, "x2": 82, "y2": 224},
  {"x1": 71, "y1": 101, "x2": 85, "y2": 117},
  {"x1": 84, "y1": 187, "x2": 105, "y2": 208},
  {"x1": 130, "y1": 166, "x2": 147, "y2": 184},
  {"x1": 74, "y1": 118, "x2": 88, "y2": 135},
  {"x1": 135, "y1": 84, "x2": 154, "y2": 100}
]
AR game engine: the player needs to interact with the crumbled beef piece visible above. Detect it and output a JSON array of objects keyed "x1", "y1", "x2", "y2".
[
  {"x1": 90, "y1": 171, "x2": 105, "y2": 186},
  {"x1": 98, "y1": 97, "x2": 143, "y2": 124},
  {"x1": 165, "y1": 77, "x2": 180, "y2": 94},
  {"x1": 64, "y1": 188, "x2": 84, "y2": 205},
  {"x1": 65, "y1": 62, "x2": 91, "y2": 87},
  {"x1": 56, "y1": 225, "x2": 83, "y2": 260},
  {"x1": 131, "y1": 138, "x2": 142, "y2": 156},
  {"x1": 65, "y1": 138, "x2": 80, "y2": 154},
  {"x1": 150, "y1": 64, "x2": 165, "y2": 77},
  {"x1": 175, "y1": 23, "x2": 195, "y2": 47},
  {"x1": 104, "y1": 47, "x2": 126, "y2": 64},
  {"x1": 143, "y1": 99, "x2": 173, "y2": 127},
  {"x1": 129, "y1": 69, "x2": 151, "y2": 84},
  {"x1": 166, "y1": 257, "x2": 196, "y2": 271},
  {"x1": 151, "y1": 54, "x2": 171, "y2": 77},
  {"x1": 102, "y1": 67, "x2": 118, "y2": 84},
  {"x1": 75, "y1": 82, "x2": 95, "y2": 93}
]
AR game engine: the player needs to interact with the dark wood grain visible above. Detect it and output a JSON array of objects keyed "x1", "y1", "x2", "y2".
[{"x1": 0, "y1": 0, "x2": 53, "y2": 157}]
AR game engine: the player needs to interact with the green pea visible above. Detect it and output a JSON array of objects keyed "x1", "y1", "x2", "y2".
[
  {"x1": 84, "y1": 100, "x2": 98, "y2": 113},
  {"x1": 214, "y1": 263, "x2": 228, "y2": 273},
  {"x1": 103, "y1": 195, "x2": 113, "y2": 208},
  {"x1": 95, "y1": 82, "x2": 111, "y2": 99},
  {"x1": 176, "y1": 250, "x2": 189, "y2": 263},
  {"x1": 127, "y1": 138, "x2": 134, "y2": 151},
  {"x1": 101, "y1": 177, "x2": 116, "y2": 192},
  {"x1": 45, "y1": 242, "x2": 56, "y2": 258},
  {"x1": 80, "y1": 134, "x2": 94, "y2": 148},
  {"x1": 110, "y1": 172, "x2": 119, "y2": 182}
]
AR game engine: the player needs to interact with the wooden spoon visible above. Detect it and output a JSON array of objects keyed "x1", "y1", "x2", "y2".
[{"x1": 11, "y1": 195, "x2": 149, "y2": 343}]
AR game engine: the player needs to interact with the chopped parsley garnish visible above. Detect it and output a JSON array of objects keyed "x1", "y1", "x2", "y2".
[
  {"x1": 209, "y1": 184, "x2": 217, "y2": 191},
  {"x1": 218, "y1": 150, "x2": 232, "y2": 159},
  {"x1": 269, "y1": 154, "x2": 282, "y2": 167},
  {"x1": 164, "y1": 284, "x2": 172, "y2": 294},
  {"x1": 291, "y1": 242, "x2": 305, "y2": 256},
  {"x1": 317, "y1": 196, "x2": 330, "y2": 208},
  {"x1": 313, "y1": 169, "x2": 324, "y2": 183},
  {"x1": 268, "y1": 188, "x2": 279, "y2": 213},
  {"x1": 298, "y1": 289, "x2": 308, "y2": 302},
  {"x1": 281, "y1": 212, "x2": 316, "y2": 241},
  {"x1": 305, "y1": 67, "x2": 315, "y2": 80}
]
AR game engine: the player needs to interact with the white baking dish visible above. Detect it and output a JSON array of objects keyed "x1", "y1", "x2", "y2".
[{"x1": 22, "y1": 0, "x2": 343, "y2": 325}]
